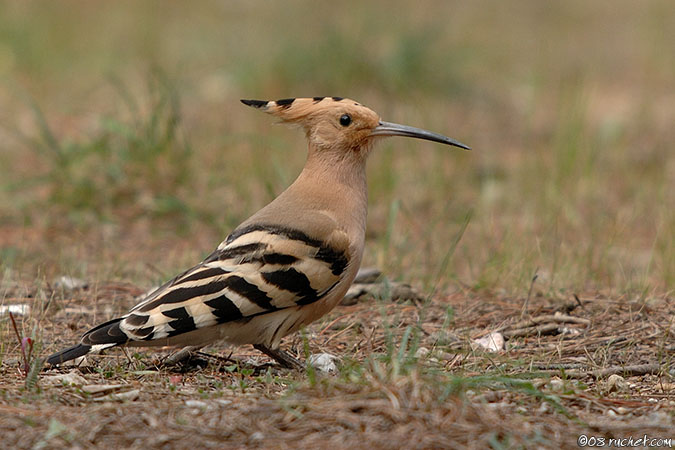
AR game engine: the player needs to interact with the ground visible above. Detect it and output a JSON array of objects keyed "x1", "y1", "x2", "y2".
[
  {"x1": 1, "y1": 273, "x2": 673, "y2": 448},
  {"x1": 0, "y1": 1, "x2": 673, "y2": 448}
]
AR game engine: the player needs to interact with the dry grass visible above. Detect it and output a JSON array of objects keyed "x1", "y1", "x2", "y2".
[
  {"x1": 1, "y1": 0, "x2": 673, "y2": 448},
  {"x1": 1, "y1": 270, "x2": 673, "y2": 448}
]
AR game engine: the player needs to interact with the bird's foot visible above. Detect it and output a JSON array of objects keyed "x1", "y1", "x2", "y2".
[
  {"x1": 253, "y1": 344, "x2": 304, "y2": 371},
  {"x1": 162, "y1": 346, "x2": 204, "y2": 366}
]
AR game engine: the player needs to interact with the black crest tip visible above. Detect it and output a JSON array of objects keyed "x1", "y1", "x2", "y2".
[
  {"x1": 275, "y1": 98, "x2": 295, "y2": 108},
  {"x1": 241, "y1": 99, "x2": 269, "y2": 109}
]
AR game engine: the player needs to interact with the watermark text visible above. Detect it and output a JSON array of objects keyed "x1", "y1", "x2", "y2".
[{"x1": 578, "y1": 434, "x2": 672, "y2": 448}]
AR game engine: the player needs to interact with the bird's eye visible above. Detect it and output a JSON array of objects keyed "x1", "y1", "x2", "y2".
[{"x1": 339, "y1": 114, "x2": 352, "y2": 127}]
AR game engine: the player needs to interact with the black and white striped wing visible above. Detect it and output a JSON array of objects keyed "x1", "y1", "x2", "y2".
[{"x1": 117, "y1": 224, "x2": 350, "y2": 342}]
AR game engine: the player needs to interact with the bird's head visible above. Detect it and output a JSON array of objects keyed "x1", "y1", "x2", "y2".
[{"x1": 241, "y1": 97, "x2": 470, "y2": 161}]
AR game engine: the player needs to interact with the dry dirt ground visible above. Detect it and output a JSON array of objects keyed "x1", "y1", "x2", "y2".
[
  {"x1": 1, "y1": 1, "x2": 673, "y2": 448},
  {"x1": 1, "y1": 271, "x2": 673, "y2": 449}
]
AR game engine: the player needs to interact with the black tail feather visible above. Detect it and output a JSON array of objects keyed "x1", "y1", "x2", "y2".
[
  {"x1": 81, "y1": 317, "x2": 128, "y2": 346},
  {"x1": 47, "y1": 317, "x2": 129, "y2": 366},
  {"x1": 46, "y1": 344, "x2": 92, "y2": 365}
]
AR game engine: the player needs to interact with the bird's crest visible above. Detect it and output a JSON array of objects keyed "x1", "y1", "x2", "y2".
[
  {"x1": 240, "y1": 97, "x2": 384, "y2": 152},
  {"x1": 241, "y1": 97, "x2": 366, "y2": 124}
]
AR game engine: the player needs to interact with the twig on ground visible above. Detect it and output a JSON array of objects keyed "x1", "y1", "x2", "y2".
[
  {"x1": 536, "y1": 363, "x2": 664, "y2": 379},
  {"x1": 473, "y1": 313, "x2": 591, "y2": 340},
  {"x1": 510, "y1": 314, "x2": 591, "y2": 329},
  {"x1": 503, "y1": 323, "x2": 561, "y2": 338},
  {"x1": 520, "y1": 269, "x2": 539, "y2": 320},
  {"x1": 573, "y1": 294, "x2": 584, "y2": 310}
]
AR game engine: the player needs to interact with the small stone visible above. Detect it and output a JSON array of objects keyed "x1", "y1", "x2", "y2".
[
  {"x1": 471, "y1": 332, "x2": 505, "y2": 352},
  {"x1": 44, "y1": 371, "x2": 87, "y2": 386},
  {"x1": 0, "y1": 304, "x2": 30, "y2": 316},
  {"x1": 342, "y1": 285, "x2": 369, "y2": 305},
  {"x1": 81, "y1": 384, "x2": 127, "y2": 395},
  {"x1": 250, "y1": 432, "x2": 264, "y2": 442},
  {"x1": 415, "y1": 347, "x2": 430, "y2": 358},
  {"x1": 185, "y1": 400, "x2": 209, "y2": 409},
  {"x1": 353, "y1": 267, "x2": 383, "y2": 284},
  {"x1": 53, "y1": 276, "x2": 88, "y2": 291},
  {"x1": 606, "y1": 374, "x2": 629, "y2": 393},
  {"x1": 560, "y1": 327, "x2": 581, "y2": 335},
  {"x1": 549, "y1": 378, "x2": 564, "y2": 392},
  {"x1": 390, "y1": 283, "x2": 424, "y2": 303},
  {"x1": 308, "y1": 353, "x2": 338, "y2": 373},
  {"x1": 340, "y1": 269, "x2": 423, "y2": 305},
  {"x1": 91, "y1": 389, "x2": 140, "y2": 402}
]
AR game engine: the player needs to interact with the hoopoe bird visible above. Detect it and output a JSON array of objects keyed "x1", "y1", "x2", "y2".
[{"x1": 47, "y1": 97, "x2": 469, "y2": 369}]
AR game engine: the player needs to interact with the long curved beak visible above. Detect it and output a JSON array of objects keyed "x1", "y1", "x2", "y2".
[{"x1": 370, "y1": 121, "x2": 470, "y2": 150}]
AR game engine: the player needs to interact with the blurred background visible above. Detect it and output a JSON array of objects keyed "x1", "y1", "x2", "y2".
[{"x1": 0, "y1": 0, "x2": 672, "y2": 298}]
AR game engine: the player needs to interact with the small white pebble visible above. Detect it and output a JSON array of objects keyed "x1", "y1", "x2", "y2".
[
  {"x1": 471, "y1": 332, "x2": 505, "y2": 352},
  {"x1": 308, "y1": 353, "x2": 338, "y2": 373},
  {"x1": 92, "y1": 389, "x2": 140, "y2": 402},
  {"x1": 560, "y1": 327, "x2": 581, "y2": 335},
  {"x1": 43, "y1": 371, "x2": 87, "y2": 386},
  {"x1": 82, "y1": 384, "x2": 126, "y2": 394},
  {"x1": 415, "y1": 347, "x2": 430, "y2": 358},
  {"x1": 606, "y1": 374, "x2": 629, "y2": 393},
  {"x1": 549, "y1": 378, "x2": 564, "y2": 392},
  {"x1": 53, "y1": 276, "x2": 88, "y2": 291},
  {"x1": 250, "y1": 432, "x2": 264, "y2": 442},
  {"x1": 487, "y1": 402, "x2": 504, "y2": 409},
  {"x1": 0, "y1": 304, "x2": 31, "y2": 316},
  {"x1": 185, "y1": 400, "x2": 209, "y2": 409}
]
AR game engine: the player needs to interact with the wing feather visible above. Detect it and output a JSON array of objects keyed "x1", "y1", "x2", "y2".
[{"x1": 119, "y1": 224, "x2": 350, "y2": 342}]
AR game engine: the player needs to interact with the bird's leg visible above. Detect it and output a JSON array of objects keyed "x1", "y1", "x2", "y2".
[
  {"x1": 121, "y1": 347, "x2": 135, "y2": 366},
  {"x1": 194, "y1": 350, "x2": 245, "y2": 366},
  {"x1": 163, "y1": 345, "x2": 204, "y2": 366},
  {"x1": 253, "y1": 344, "x2": 304, "y2": 370}
]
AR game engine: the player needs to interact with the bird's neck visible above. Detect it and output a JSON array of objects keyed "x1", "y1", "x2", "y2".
[
  {"x1": 242, "y1": 144, "x2": 369, "y2": 249},
  {"x1": 287, "y1": 148, "x2": 368, "y2": 257},
  {"x1": 300, "y1": 146, "x2": 367, "y2": 190},
  {"x1": 293, "y1": 146, "x2": 368, "y2": 222}
]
